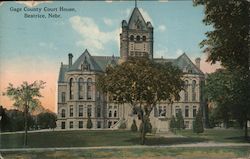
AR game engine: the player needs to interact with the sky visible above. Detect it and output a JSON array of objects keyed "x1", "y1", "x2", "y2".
[{"x1": 0, "y1": 1, "x2": 220, "y2": 112}]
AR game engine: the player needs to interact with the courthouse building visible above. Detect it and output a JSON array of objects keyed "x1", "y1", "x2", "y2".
[{"x1": 56, "y1": 6, "x2": 205, "y2": 131}]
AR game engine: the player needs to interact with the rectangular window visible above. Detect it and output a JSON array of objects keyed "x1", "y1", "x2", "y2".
[
  {"x1": 97, "y1": 107, "x2": 101, "y2": 117},
  {"x1": 61, "y1": 92, "x2": 66, "y2": 103},
  {"x1": 69, "y1": 121, "x2": 73, "y2": 129},
  {"x1": 79, "y1": 105, "x2": 83, "y2": 117},
  {"x1": 87, "y1": 105, "x2": 92, "y2": 117},
  {"x1": 193, "y1": 106, "x2": 197, "y2": 117},
  {"x1": 61, "y1": 122, "x2": 65, "y2": 129},
  {"x1": 70, "y1": 105, "x2": 73, "y2": 117},
  {"x1": 79, "y1": 121, "x2": 83, "y2": 128},
  {"x1": 97, "y1": 121, "x2": 101, "y2": 128},
  {"x1": 185, "y1": 108, "x2": 189, "y2": 117}
]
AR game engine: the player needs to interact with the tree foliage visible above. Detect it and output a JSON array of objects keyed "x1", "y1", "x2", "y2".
[
  {"x1": 194, "y1": 0, "x2": 250, "y2": 71},
  {"x1": 98, "y1": 57, "x2": 183, "y2": 144},
  {"x1": 194, "y1": 0, "x2": 250, "y2": 139},
  {"x1": 176, "y1": 110, "x2": 185, "y2": 130},
  {"x1": 3, "y1": 81, "x2": 45, "y2": 146},
  {"x1": 37, "y1": 111, "x2": 57, "y2": 129},
  {"x1": 193, "y1": 108, "x2": 204, "y2": 133}
]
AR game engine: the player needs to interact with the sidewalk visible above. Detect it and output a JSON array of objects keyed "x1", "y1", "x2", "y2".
[{"x1": 1, "y1": 142, "x2": 250, "y2": 152}]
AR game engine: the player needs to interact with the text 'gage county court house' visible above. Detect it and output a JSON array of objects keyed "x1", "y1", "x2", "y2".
[{"x1": 56, "y1": 5, "x2": 205, "y2": 131}]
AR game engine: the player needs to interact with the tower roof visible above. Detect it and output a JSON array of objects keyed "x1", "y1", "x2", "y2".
[{"x1": 128, "y1": 7, "x2": 149, "y2": 30}]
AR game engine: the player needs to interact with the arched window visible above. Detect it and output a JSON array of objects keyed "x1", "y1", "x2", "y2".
[
  {"x1": 192, "y1": 80, "x2": 196, "y2": 101},
  {"x1": 130, "y1": 35, "x2": 134, "y2": 41},
  {"x1": 142, "y1": 36, "x2": 146, "y2": 41},
  {"x1": 114, "y1": 110, "x2": 117, "y2": 117},
  {"x1": 78, "y1": 78, "x2": 84, "y2": 99},
  {"x1": 136, "y1": 35, "x2": 140, "y2": 41},
  {"x1": 87, "y1": 78, "x2": 92, "y2": 100},
  {"x1": 184, "y1": 80, "x2": 188, "y2": 101},
  {"x1": 69, "y1": 78, "x2": 74, "y2": 100},
  {"x1": 109, "y1": 110, "x2": 112, "y2": 117},
  {"x1": 61, "y1": 109, "x2": 65, "y2": 118}
]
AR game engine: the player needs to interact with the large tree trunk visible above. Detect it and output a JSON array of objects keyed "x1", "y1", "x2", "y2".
[
  {"x1": 244, "y1": 120, "x2": 248, "y2": 139},
  {"x1": 24, "y1": 104, "x2": 28, "y2": 147}
]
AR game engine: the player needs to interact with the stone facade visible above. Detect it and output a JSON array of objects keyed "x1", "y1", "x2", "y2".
[{"x1": 56, "y1": 6, "x2": 205, "y2": 131}]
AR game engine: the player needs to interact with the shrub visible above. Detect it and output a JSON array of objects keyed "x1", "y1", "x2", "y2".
[
  {"x1": 139, "y1": 120, "x2": 152, "y2": 133},
  {"x1": 193, "y1": 108, "x2": 204, "y2": 133},
  {"x1": 87, "y1": 115, "x2": 93, "y2": 129},
  {"x1": 169, "y1": 115, "x2": 177, "y2": 133},
  {"x1": 131, "y1": 119, "x2": 138, "y2": 132}
]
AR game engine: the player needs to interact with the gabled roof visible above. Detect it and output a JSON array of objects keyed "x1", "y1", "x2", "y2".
[
  {"x1": 128, "y1": 7, "x2": 148, "y2": 30},
  {"x1": 68, "y1": 49, "x2": 103, "y2": 72},
  {"x1": 173, "y1": 53, "x2": 204, "y2": 75}
]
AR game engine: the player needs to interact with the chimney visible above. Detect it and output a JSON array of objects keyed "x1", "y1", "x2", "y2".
[
  {"x1": 68, "y1": 53, "x2": 73, "y2": 67},
  {"x1": 195, "y1": 57, "x2": 201, "y2": 69}
]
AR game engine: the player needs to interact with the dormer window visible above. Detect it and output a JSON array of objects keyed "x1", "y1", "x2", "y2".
[{"x1": 81, "y1": 57, "x2": 90, "y2": 71}]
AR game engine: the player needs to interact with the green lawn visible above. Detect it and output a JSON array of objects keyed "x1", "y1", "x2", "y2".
[
  {"x1": 177, "y1": 128, "x2": 250, "y2": 143},
  {"x1": 0, "y1": 129, "x2": 249, "y2": 149},
  {"x1": 1, "y1": 147, "x2": 250, "y2": 159}
]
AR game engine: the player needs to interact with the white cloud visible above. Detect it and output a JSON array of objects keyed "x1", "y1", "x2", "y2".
[
  {"x1": 103, "y1": 18, "x2": 114, "y2": 26},
  {"x1": 105, "y1": 0, "x2": 113, "y2": 3},
  {"x1": 0, "y1": 2, "x2": 4, "y2": 6},
  {"x1": 157, "y1": 25, "x2": 166, "y2": 32},
  {"x1": 139, "y1": 8, "x2": 153, "y2": 24},
  {"x1": 69, "y1": 16, "x2": 119, "y2": 55},
  {"x1": 16, "y1": 1, "x2": 52, "y2": 7},
  {"x1": 176, "y1": 49, "x2": 184, "y2": 56}
]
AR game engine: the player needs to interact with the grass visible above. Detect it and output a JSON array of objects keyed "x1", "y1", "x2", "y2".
[
  {"x1": 1, "y1": 147, "x2": 250, "y2": 159},
  {"x1": 177, "y1": 128, "x2": 250, "y2": 143},
  {"x1": 0, "y1": 129, "x2": 249, "y2": 149}
]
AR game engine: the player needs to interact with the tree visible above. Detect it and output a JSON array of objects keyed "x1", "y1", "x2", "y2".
[
  {"x1": 87, "y1": 114, "x2": 93, "y2": 129},
  {"x1": 194, "y1": 0, "x2": 250, "y2": 139},
  {"x1": 169, "y1": 115, "x2": 177, "y2": 134},
  {"x1": 3, "y1": 81, "x2": 45, "y2": 146},
  {"x1": 131, "y1": 119, "x2": 138, "y2": 132},
  {"x1": 193, "y1": 108, "x2": 204, "y2": 133},
  {"x1": 205, "y1": 69, "x2": 233, "y2": 128},
  {"x1": 98, "y1": 57, "x2": 183, "y2": 144},
  {"x1": 37, "y1": 111, "x2": 57, "y2": 129},
  {"x1": 0, "y1": 106, "x2": 10, "y2": 132},
  {"x1": 176, "y1": 110, "x2": 185, "y2": 130}
]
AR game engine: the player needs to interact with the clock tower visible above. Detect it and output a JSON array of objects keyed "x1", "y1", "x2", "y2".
[{"x1": 120, "y1": 6, "x2": 153, "y2": 62}]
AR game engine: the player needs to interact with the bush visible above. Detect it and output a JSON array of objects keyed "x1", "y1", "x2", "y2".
[
  {"x1": 169, "y1": 115, "x2": 177, "y2": 133},
  {"x1": 131, "y1": 119, "x2": 138, "y2": 132},
  {"x1": 139, "y1": 120, "x2": 152, "y2": 133},
  {"x1": 176, "y1": 110, "x2": 185, "y2": 130},
  {"x1": 193, "y1": 108, "x2": 204, "y2": 133},
  {"x1": 87, "y1": 115, "x2": 93, "y2": 129},
  {"x1": 119, "y1": 122, "x2": 127, "y2": 129}
]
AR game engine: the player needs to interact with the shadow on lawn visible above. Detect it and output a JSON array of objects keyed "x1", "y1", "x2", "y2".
[
  {"x1": 126, "y1": 136, "x2": 208, "y2": 145},
  {"x1": 225, "y1": 136, "x2": 250, "y2": 143}
]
